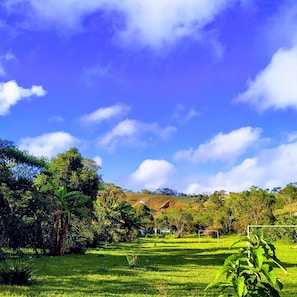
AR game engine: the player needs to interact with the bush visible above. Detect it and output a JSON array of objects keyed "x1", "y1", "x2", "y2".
[
  {"x1": 69, "y1": 244, "x2": 86, "y2": 255},
  {"x1": 126, "y1": 254, "x2": 139, "y2": 268},
  {"x1": 206, "y1": 235, "x2": 287, "y2": 296},
  {"x1": 0, "y1": 249, "x2": 7, "y2": 261},
  {"x1": 0, "y1": 260, "x2": 34, "y2": 286}
]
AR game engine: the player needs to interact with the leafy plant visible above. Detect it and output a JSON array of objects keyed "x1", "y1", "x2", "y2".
[
  {"x1": 0, "y1": 249, "x2": 7, "y2": 261},
  {"x1": 0, "y1": 260, "x2": 34, "y2": 286},
  {"x1": 126, "y1": 253, "x2": 139, "y2": 269},
  {"x1": 206, "y1": 235, "x2": 287, "y2": 297}
]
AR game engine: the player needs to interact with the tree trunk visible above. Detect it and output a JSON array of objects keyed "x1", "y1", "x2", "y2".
[
  {"x1": 176, "y1": 223, "x2": 185, "y2": 238},
  {"x1": 50, "y1": 216, "x2": 60, "y2": 256},
  {"x1": 58, "y1": 215, "x2": 69, "y2": 256}
]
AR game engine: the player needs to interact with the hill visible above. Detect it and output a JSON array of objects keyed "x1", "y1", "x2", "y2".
[{"x1": 125, "y1": 192, "x2": 196, "y2": 215}]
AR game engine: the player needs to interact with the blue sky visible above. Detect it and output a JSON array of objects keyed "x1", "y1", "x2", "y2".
[{"x1": 1, "y1": 0, "x2": 297, "y2": 194}]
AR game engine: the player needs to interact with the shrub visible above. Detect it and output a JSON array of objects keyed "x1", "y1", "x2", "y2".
[
  {"x1": 126, "y1": 254, "x2": 139, "y2": 269},
  {"x1": 0, "y1": 260, "x2": 34, "y2": 286},
  {"x1": 0, "y1": 249, "x2": 7, "y2": 261},
  {"x1": 206, "y1": 235, "x2": 287, "y2": 297},
  {"x1": 69, "y1": 244, "x2": 86, "y2": 255}
]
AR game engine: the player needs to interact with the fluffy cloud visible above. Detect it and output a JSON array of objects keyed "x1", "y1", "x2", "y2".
[
  {"x1": 0, "y1": 80, "x2": 46, "y2": 115},
  {"x1": 93, "y1": 156, "x2": 103, "y2": 167},
  {"x1": 266, "y1": 2, "x2": 297, "y2": 50},
  {"x1": 80, "y1": 103, "x2": 130, "y2": 124},
  {"x1": 19, "y1": 131, "x2": 79, "y2": 158},
  {"x1": 174, "y1": 126, "x2": 262, "y2": 163},
  {"x1": 184, "y1": 140, "x2": 297, "y2": 194},
  {"x1": 236, "y1": 47, "x2": 297, "y2": 111},
  {"x1": 288, "y1": 131, "x2": 297, "y2": 143},
  {"x1": 98, "y1": 119, "x2": 139, "y2": 149},
  {"x1": 109, "y1": 0, "x2": 233, "y2": 49},
  {"x1": 127, "y1": 159, "x2": 175, "y2": 190},
  {"x1": 98, "y1": 119, "x2": 176, "y2": 151},
  {"x1": 4, "y1": 0, "x2": 235, "y2": 49},
  {"x1": 4, "y1": 0, "x2": 104, "y2": 30}
]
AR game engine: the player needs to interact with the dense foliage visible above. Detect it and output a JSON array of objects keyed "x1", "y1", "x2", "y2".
[{"x1": 1, "y1": 137, "x2": 297, "y2": 255}]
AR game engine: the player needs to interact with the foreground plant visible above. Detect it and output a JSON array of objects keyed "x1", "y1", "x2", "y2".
[
  {"x1": 126, "y1": 253, "x2": 139, "y2": 269},
  {"x1": 0, "y1": 260, "x2": 34, "y2": 286},
  {"x1": 206, "y1": 235, "x2": 287, "y2": 297}
]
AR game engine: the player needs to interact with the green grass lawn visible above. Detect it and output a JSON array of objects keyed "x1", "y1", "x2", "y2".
[{"x1": 1, "y1": 235, "x2": 297, "y2": 296}]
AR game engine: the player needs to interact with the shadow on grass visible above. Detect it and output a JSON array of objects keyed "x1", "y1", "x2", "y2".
[{"x1": 1, "y1": 237, "x2": 296, "y2": 297}]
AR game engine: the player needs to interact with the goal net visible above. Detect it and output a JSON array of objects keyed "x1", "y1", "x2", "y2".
[{"x1": 247, "y1": 224, "x2": 297, "y2": 243}]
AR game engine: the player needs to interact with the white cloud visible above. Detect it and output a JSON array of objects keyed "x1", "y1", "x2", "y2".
[
  {"x1": 236, "y1": 46, "x2": 297, "y2": 111},
  {"x1": 0, "y1": 80, "x2": 47, "y2": 115},
  {"x1": 80, "y1": 103, "x2": 130, "y2": 124},
  {"x1": 93, "y1": 156, "x2": 103, "y2": 167},
  {"x1": 4, "y1": 0, "x2": 105, "y2": 30},
  {"x1": 126, "y1": 159, "x2": 175, "y2": 191},
  {"x1": 288, "y1": 132, "x2": 297, "y2": 143},
  {"x1": 111, "y1": 0, "x2": 232, "y2": 50},
  {"x1": 266, "y1": 2, "x2": 297, "y2": 50},
  {"x1": 98, "y1": 119, "x2": 176, "y2": 151},
  {"x1": 98, "y1": 119, "x2": 139, "y2": 150},
  {"x1": 19, "y1": 131, "x2": 79, "y2": 158},
  {"x1": 4, "y1": 0, "x2": 235, "y2": 50},
  {"x1": 184, "y1": 140, "x2": 297, "y2": 194},
  {"x1": 172, "y1": 104, "x2": 199, "y2": 123},
  {"x1": 174, "y1": 126, "x2": 262, "y2": 163}
]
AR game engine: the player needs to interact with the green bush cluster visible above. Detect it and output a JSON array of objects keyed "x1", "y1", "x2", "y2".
[{"x1": 0, "y1": 260, "x2": 34, "y2": 286}]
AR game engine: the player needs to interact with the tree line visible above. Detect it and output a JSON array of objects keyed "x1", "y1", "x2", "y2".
[{"x1": 1, "y1": 138, "x2": 297, "y2": 256}]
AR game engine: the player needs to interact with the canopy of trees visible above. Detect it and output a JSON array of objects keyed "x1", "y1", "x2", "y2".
[{"x1": 1, "y1": 138, "x2": 297, "y2": 253}]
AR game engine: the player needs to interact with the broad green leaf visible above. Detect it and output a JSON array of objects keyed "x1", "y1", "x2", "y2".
[
  {"x1": 261, "y1": 263, "x2": 276, "y2": 286},
  {"x1": 276, "y1": 278, "x2": 283, "y2": 290},
  {"x1": 236, "y1": 276, "x2": 247, "y2": 297},
  {"x1": 230, "y1": 236, "x2": 254, "y2": 248},
  {"x1": 253, "y1": 246, "x2": 264, "y2": 268},
  {"x1": 224, "y1": 253, "x2": 243, "y2": 266}
]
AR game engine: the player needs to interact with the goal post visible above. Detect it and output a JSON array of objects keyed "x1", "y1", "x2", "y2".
[
  {"x1": 247, "y1": 224, "x2": 297, "y2": 239},
  {"x1": 246, "y1": 224, "x2": 297, "y2": 258},
  {"x1": 198, "y1": 229, "x2": 219, "y2": 243}
]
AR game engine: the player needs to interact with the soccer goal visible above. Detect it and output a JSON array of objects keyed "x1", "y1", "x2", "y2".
[
  {"x1": 198, "y1": 229, "x2": 219, "y2": 243},
  {"x1": 247, "y1": 224, "x2": 297, "y2": 241},
  {"x1": 246, "y1": 224, "x2": 297, "y2": 259}
]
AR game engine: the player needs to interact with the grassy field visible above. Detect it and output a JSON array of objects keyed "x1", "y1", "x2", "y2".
[{"x1": 1, "y1": 235, "x2": 297, "y2": 296}]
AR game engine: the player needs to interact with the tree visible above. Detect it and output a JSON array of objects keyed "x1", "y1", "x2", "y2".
[
  {"x1": 154, "y1": 188, "x2": 177, "y2": 196},
  {"x1": 0, "y1": 139, "x2": 47, "y2": 250},
  {"x1": 167, "y1": 207, "x2": 193, "y2": 238},
  {"x1": 34, "y1": 147, "x2": 102, "y2": 254},
  {"x1": 48, "y1": 182, "x2": 90, "y2": 256},
  {"x1": 136, "y1": 204, "x2": 154, "y2": 232},
  {"x1": 94, "y1": 183, "x2": 140, "y2": 243},
  {"x1": 0, "y1": 139, "x2": 47, "y2": 187},
  {"x1": 201, "y1": 190, "x2": 232, "y2": 233},
  {"x1": 35, "y1": 147, "x2": 101, "y2": 206},
  {"x1": 230, "y1": 187, "x2": 276, "y2": 234},
  {"x1": 277, "y1": 183, "x2": 297, "y2": 213}
]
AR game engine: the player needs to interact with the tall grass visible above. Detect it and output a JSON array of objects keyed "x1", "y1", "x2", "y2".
[{"x1": 0, "y1": 235, "x2": 296, "y2": 296}]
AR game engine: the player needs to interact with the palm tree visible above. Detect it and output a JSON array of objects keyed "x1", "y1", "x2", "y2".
[{"x1": 48, "y1": 181, "x2": 90, "y2": 255}]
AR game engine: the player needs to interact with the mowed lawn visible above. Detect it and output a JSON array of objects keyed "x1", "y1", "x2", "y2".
[{"x1": 1, "y1": 235, "x2": 297, "y2": 296}]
